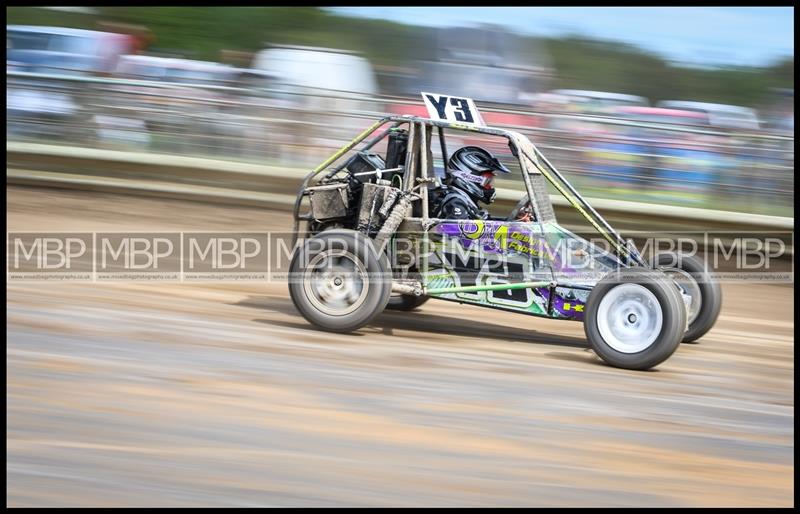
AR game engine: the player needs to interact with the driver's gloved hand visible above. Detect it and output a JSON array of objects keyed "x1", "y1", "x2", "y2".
[{"x1": 516, "y1": 203, "x2": 535, "y2": 222}]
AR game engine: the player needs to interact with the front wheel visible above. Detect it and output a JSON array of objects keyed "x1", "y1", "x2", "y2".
[
  {"x1": 652, "y1": 252, "x2": 722, "y2": 343},
  {"x1": 288, "y1": 229, "x2": 391, "y2": 332},
  {"x1": 584, "y1": 268, "x2": 687, "y2": 370}
]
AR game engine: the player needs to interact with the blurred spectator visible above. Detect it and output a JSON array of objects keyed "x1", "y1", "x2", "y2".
[
  {"x1": 95, "y1": 21, "x2": 154, "y2": 57},
  {"x1": 585, "y1": 106, "x2": 723, "y2": 204}
]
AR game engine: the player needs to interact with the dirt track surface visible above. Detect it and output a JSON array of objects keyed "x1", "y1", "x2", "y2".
[{"x1": 6, "y1": 186, "x2": 795, "y2": 507}]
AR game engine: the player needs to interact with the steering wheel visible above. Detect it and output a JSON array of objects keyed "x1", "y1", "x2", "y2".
[{"x1": 507, "y1": 194, "x2": 535, "y2": 222}]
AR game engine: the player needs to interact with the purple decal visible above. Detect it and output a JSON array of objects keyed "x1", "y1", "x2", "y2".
[{"x1": 536, "y1": 287, "x2": 586, "y2": 321}]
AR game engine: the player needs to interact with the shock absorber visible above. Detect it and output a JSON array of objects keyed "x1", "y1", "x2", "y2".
[
  {"x1": 374, "y1": 192, "x2": 414, "y2": 253},
  {"x1": 378, "y1": 189, "x2": 399, "y2": 218}
]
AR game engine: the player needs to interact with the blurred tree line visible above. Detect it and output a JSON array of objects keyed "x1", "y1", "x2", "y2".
[{"x1": 7, "y1": 6, "x2": 793, "y2": 107}]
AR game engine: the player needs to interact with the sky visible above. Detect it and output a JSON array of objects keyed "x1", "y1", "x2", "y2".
[{"x1": 327, "y1": 7, "x2": 794, "y2": 68}]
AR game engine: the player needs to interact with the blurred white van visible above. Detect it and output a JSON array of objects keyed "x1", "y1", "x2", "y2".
[
  {"x1": 251, "y1": 45, "x2": 378, "y2": 97},
  {"x1": 251, "y1": 45, "x2": 380, "y2": 159}
]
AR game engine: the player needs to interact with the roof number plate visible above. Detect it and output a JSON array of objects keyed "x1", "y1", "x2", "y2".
[{"x1": 421, "y1": 92, "x2": 486, "y2": 127}]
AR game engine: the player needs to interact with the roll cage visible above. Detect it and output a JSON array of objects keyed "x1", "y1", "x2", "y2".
[{"x1": 292, "y1": 114, "x2": 647, "y2": 268}]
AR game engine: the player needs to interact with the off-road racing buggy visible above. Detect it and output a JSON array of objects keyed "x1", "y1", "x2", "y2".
[{"x1": 289, "y1": 93, "x2": 722, "y2": 370}]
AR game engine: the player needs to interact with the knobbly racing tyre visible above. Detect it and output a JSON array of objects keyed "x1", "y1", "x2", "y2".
[
  {"x1": 289, "y1": 229, "x2": 392, "y2": 332},
  {"x1": 652, "y1": 252, "x2": 722, "y2": 344},
  {"x1": 386, "y1": 294, "x2": 429, "y2": 311},
  {"x1": 584, "y1": 268, "x2": 687, "y2": 370}
]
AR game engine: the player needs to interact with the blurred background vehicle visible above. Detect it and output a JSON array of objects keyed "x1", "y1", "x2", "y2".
[
  {"x1": 97, "y1": 55, "x2": 239, "y2": 153},
  {"x1": 7, "y1": 25, "x2": 135, "y2": 143},
  {"x1": 7, "y1": 25, "x2": 134, "y2": 75},
  {"x1": 584, "y1": 106, "x2": 723, "y2": 205},
  {"x1": 549, "y1": 89, "x2": 649, "y2": 114},
  {"x1": 655, "y1": 100, "x2": 760, "y2": 131},
  {"x1": 251, "y1": 44, "x2": 378, "y2": 98},
  {"x1": 250, "y1": 44, "x2": 380, "y2": 160}
]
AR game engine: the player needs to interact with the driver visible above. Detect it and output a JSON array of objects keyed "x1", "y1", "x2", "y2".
[{"x1": 431, "y1": 146, "x2": 510, "y2": 220}]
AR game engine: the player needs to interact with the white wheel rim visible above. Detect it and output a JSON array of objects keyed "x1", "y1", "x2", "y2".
[
  {"x1": 303, "y1": 249, "x2": 369, "y2": 316},
  {"x1": 597, "y1": 283, "x2": 663, "y2": 354},
  {"x1": 662, "y1": 267, "x2": 702, "y2": 325}
]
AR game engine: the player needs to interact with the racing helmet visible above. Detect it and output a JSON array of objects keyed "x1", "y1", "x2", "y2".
[{"x1": 445, "y1": 146, "x2": 511, "y2": 205}]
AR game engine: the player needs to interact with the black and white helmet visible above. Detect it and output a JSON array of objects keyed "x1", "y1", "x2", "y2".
[{"x1": 445, "y1": 146, "x2": 511, "y2": 205}]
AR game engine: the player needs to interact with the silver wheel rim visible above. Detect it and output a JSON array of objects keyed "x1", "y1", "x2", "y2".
[
  {"x1": 662, "y1": 267, "x2": 702, "y2": 325},
  {"x1": 303, "y1": 249, "x2": 369, "y2": 316},
  {"x1": 597, "y1": 283, "x2": 664, "y2": 354}
]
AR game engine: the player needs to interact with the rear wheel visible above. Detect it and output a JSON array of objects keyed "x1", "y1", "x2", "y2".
[
  {"x1": 289, "y1": 230, "x2": 391, "y2": 332},
  {"x1": 652, "y1": 252, "x2": 722, "y2": 343},
  {"x1": 386, "y1": 293, "x2": 429, "y2": 311},
  {"x1": 584, "y1": 268, "x2": 686, "y2": 370}
]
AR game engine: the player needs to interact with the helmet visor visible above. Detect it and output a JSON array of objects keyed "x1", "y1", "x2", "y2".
[
  {"x1": 453, "y1": 168, "x2": 497, "y2": 189},
  {"x1": 480, "y1": 171, "x2": 496, "y2": 190}
]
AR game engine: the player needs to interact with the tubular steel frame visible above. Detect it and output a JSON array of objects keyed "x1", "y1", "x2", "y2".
[{"x1": 292, "y1": 115, "x2": 649, "y2": 296}]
